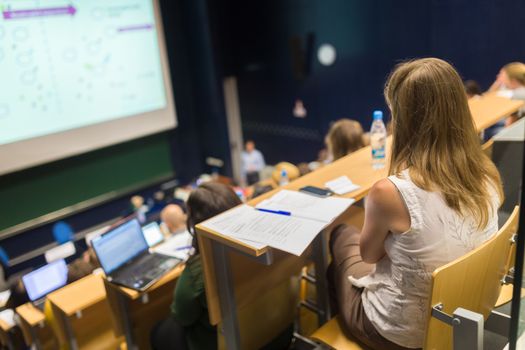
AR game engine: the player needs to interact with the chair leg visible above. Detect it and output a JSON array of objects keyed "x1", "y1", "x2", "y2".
[
  {"x1": 432, "y1": 305, "x2": 484, "y2": 350},
  {"x1": 452, "y1": 308, "x2": 484, "y2": 350},
  {"x1": 485, "y1": 310, "x2": 510, "y2": 337}
]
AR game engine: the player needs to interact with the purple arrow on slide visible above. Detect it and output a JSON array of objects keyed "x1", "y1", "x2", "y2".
[{"x1": 3, "y1": 5, "x2": 77, "y2": 20}]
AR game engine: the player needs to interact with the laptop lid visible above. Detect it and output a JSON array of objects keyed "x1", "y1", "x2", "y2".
[
  {"x1": 92, "y1": 218, "x2": 149, "y2": 275},
  {"x1": 142, "y1": 222, "x2": 164, "y2": 247},
  {"x1": 22, "y1": 259, "x2": 68, "y2": 302}
]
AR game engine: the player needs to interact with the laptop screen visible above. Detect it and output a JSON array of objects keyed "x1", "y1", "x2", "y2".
[
  {"x1": 92, "y1": 218, "x2": 149, "y2": 274},
  {"x1": 22, "y1": 259, "x2": 68, "y2": 301},
  {"x1": 142, "y1": 222, "x2": 164, "y2": 247}
]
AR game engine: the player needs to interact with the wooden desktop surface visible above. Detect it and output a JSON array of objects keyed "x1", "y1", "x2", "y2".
[
  {"x1": 470, "y1": 94, "x2": 524, "y2": 131},
  {"x1": 47, "y1": 274, "x2": 105, "y2": 317},
  {"x1": 0, "y1": 318, "x2": 12, "y2": 332},
  {"x1": 16, "y1": 303, "x2": 45, "y2": 327}
]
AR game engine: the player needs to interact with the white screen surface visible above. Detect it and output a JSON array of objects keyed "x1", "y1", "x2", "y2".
[
  {"x1": 142, "y1": 221, "x2": 164, "y2": 247},
  {"x1": 0, "y1": 0, "x2": 176, "y2": 175},
  {"x1": 22, "y1": 259, "x2": 68, "y2": 301}
]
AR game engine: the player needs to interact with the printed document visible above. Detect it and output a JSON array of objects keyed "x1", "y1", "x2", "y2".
[{"x1": 201, "y1": 191, "x2": 354, "y2": 256}]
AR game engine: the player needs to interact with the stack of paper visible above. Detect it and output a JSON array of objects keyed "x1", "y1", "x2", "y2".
[
  {"x1": 325, "y1": 176, "x2": 360, "y2": 195},
  {"x1": 201, "y1": 190, "x2": 355, "y2": 256},
  {"x1": 0, "y1": 309, "x2": 15, "y2": 327},
  {"x1": 153, "y1": 231, "x2": 194, "y2": 261}
]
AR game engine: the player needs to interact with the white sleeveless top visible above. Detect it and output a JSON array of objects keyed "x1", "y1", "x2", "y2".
[{"x1": 349, "y1": 170, "x2": 499, "y2": 348}]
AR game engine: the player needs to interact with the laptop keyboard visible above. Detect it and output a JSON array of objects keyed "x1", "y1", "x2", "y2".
[{"x1": 114, "y1": 254, "x2": 180, "y2": 290}]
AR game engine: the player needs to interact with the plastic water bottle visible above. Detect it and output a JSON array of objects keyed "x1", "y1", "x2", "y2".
[
  {"x1": 370, "y1": 110, "x2": 387, "y2": 169},
  {"x1": 279, "y1": 169, "x2": 289, "y2": 186}
]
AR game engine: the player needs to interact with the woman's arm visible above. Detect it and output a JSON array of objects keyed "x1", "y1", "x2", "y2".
[{"x1": 359, "y1": 178, "x2": 410, "y2": 263}]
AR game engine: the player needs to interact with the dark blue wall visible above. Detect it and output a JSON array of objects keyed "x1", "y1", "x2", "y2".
[{"x1": 209, "y1": 0, "x2": 525, "y2": 165}]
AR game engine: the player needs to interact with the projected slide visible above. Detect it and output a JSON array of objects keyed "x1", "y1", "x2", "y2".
[{"x1": 0, "y1": 0, "x2": 168, "y2": 145}]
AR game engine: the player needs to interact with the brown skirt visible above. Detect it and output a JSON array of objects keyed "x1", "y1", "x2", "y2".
[{"x1": 327, "y1": 224, "x2": 420, "y2": 350}]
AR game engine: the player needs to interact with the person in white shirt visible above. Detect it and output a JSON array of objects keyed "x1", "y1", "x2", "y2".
[
  {"x1": 327, "y1": 58, "x2": 503, "y2": 350},
  {"x1": 242, "y1": 140, "x2": 266, "y2": 185}
]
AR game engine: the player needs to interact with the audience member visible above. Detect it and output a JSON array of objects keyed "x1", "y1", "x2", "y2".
[
  {"x1": 151, "y1": 183, "x2": 241, "y2": 350},
  {"x1": 488, "y1": 62, "x2": 525, "y2": 126},
  {"x1": 160, "y1": 204, "x2": 187, "y2": 236},
  {"x1": 242, "y1": 140, "x2": 266, "y2": 185},
  {"x1": 464, "y1": 79, "x2": 482, "y2": 99},
  {"x1": 327, "y1": 58, "x2": 502, "y2": 350},
  {"x1": 325, "y1": 119, "x2": 365, "y2": 161}
]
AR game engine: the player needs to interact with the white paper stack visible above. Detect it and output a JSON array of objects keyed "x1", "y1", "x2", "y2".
[
  {"x1": 153, "y1": 231, "x2": 194, "y2": 261},
  {"x1": 325, "y1": 176, "x2": 360, "y2": 195},
  {"x1": 201, "y1": 190, "x2": 355, "y2": 256}
]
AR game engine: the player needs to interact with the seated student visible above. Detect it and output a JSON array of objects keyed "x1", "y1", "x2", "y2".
[
  {"x1": 325, "y1": 119, "x2": 365, "y2": 161},
  {"x1": 327, "y1": 58, "x2": 502, "y2": 350},
  {"x1": 151, "y1": 182, "x2": 241, "y2": 350},
  {"x1": 160, "y1": 203, "x2": 187, "y2": 236},
  {"x1": 464, "y1": 79, "x2": 482, "y2": 99},
  {"x1": 488, "y1": 62, "x2": 525, "y2": 126}
]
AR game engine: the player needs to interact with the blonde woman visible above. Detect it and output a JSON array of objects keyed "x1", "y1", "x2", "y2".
[
  {"x1": 327, "y1": 58, "x2": 503, "y2": 350},
  {"x1": 325, "y1": 119, "x2": 365, "y2": 161},
  {"x1": 488, "y1": 62, "x2": 525, "y2": 126}
]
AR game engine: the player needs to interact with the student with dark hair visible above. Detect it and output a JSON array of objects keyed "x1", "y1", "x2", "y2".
[
  {"x1": 464, "y1": 79, "x2": 481, "y2": 99},
  {"x1": 151, "y1": 182, "x2": 241, "y2": 350}
]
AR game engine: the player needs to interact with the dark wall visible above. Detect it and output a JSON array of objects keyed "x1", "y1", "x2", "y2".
[
  {"x1": 210, "y1": 0, "x2": 525, "y2": 165},
  {"x1": 161, "y1": 0, "x2": 232, "y2": 182}
]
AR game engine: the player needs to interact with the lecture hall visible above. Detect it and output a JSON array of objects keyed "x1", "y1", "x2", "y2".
[{"x1": 0, "y1": 1, "x2": 524, "y2": 349}]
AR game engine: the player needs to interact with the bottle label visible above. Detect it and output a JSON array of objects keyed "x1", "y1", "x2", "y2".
[
  {"x1": 370, "y1": 134, "x2": 386, "y2": 159},
  {"x1": 372, "y1": 147, "x2": 385, "y2": 159}
]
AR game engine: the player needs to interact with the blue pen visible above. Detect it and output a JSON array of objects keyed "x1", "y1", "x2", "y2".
[
  {"x1": 256, "y1": 208, "x2": 291, "y2": 216},
  {"x1": 174, "y1": 245, "x2": 192, "y2": 251}
]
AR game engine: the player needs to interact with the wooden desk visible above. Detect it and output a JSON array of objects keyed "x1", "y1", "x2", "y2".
[
  {"x1": 103, "y1": 265, "x2": 184, "y2": 350},
  {"x1": 0, "y1": 316, "x2": 15, "y2": 350},
  {"x1": 470, "y1": 94, "x2": 524, "y2": 131},
  {"x1": 47, "y1": 274, "x2": 122, "y2": 350},
  {"x1": 196, "y1": 94, "x2": 525, "y2": 350},
  {"x1": 15, "y1": 303, "x2": 57, "y2": 350}
]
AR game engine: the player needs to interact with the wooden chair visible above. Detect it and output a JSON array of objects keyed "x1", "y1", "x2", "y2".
[
  {"x1": 47, "y1": 274, "x2": 123, "y2": 350},
  {"x1": 481, "y1": 138, "x2": 494, "y2": 159},
  {"x1": 16, "y1": 302, "x2": 58, "y2": 350},
  {"x1": 311, "y1": 206, "x2": 519, "y2": 350}
]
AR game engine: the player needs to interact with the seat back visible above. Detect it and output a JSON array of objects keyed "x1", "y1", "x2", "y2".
[
  {"x1": 481, "y1": 138, "x2": 494, "y2": 158},
  {"x1": 424, "y1": 206, "x2": 519, "y2": 350}
]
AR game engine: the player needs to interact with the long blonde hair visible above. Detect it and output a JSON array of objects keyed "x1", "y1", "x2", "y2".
[
  {"x1": 385, "y1": 58, "x2": 503, "y2": 229},
  {"x1": 503, "y1": 62, "x2": 525, "y2": 86},
  {"x1": 325, "y1": 119, "x2": 365, "y2": 160}
]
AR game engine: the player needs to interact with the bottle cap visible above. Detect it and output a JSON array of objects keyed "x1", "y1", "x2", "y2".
[
  {"x1": 281, "y1": 169, "x2": 287, "y2": 176},
  {"x1": 373, "y1": 110, "x2": 383, "y2": 120}
]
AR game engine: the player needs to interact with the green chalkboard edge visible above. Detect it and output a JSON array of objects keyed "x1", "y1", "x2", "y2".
[{"x1": 0, "y1": 172, "x2": 174, "y2": 241}]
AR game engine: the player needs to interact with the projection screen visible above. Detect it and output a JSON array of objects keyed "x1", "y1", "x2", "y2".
[{"x1": 0, "y1": 0, "x2": 177, "y2": 175}]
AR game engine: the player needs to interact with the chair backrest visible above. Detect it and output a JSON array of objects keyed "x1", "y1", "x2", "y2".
[
  {"x1": 424, "y1": 206, "x2": 519, "y2": 350},
  {"x1": 52, "y1": 222, "x2": 74, "y2": 245},
  {"x1": 481, "y1": 138, "x2": 494, "y2": 159}
]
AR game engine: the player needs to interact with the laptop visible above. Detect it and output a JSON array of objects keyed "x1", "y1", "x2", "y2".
[
  {"x1": 22, "y1": 259, "x2": 68, "y2": 310},
  {"x1": 92, "y1": 217, "x2": 180, "y2": 291},
  {"x1": 141, "y1": 221, "x2": 165, "y2": 247}
]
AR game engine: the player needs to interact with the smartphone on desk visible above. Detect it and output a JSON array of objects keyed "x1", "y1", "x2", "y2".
[{"x1": 299, "y1": 186, "x2": 333, "y2": 198}]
